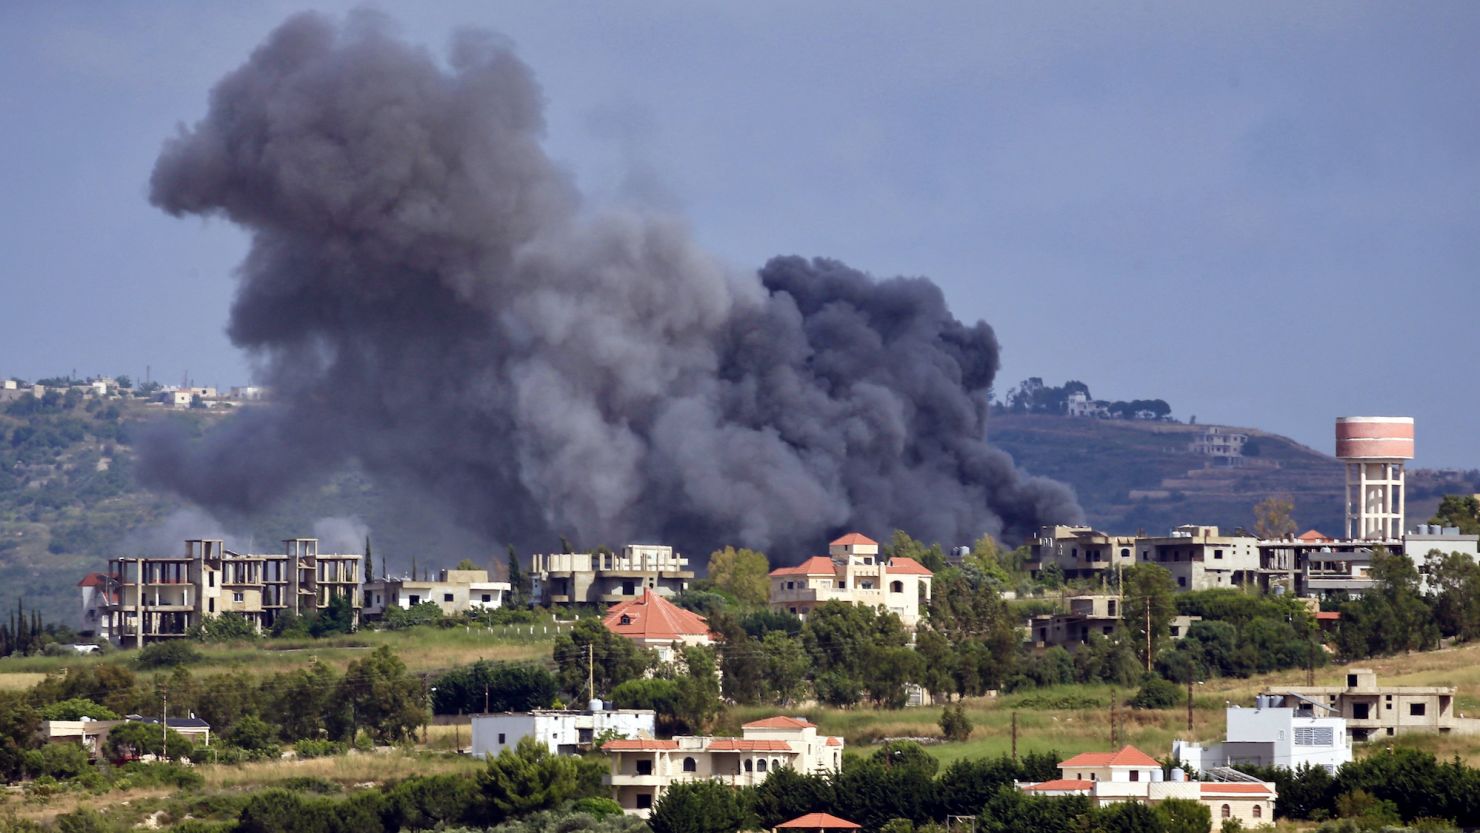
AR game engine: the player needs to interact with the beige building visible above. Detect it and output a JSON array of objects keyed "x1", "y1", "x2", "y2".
[
  {"x1": 1029, "y1": 526, "x2": 1139, "y2": 584},
  {"x1": 104, "y1": 538, "x2": 361, "y2": 645},
  {"x1": 768, "y1": 533, "x2": 933, "y2": 628},
  {"x1": 603, "y1": 716, "x2": 843, "y2": 817},
  {"x1": 1261, "y1": 669, "x2": 1480, "y2": 742},
  {"x1": 530, "y1": 544, "x2": 693, "y2": 607},
  {"x1": 1021, "y1": 745, "x2": 1275, "y2": 827},
  {"x1": 1027, "y1": 594, "x2": 1199, "y2": 650},
  {"x1": 1032, "y1": 525, "x2": 1259, "y2": 591},
  {"x1": 361, "y1": 569, "x2": 510, "y2": 619}
]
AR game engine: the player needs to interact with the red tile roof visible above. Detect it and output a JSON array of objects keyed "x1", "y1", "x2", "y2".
[
  {"x1": 1298, "y1": 529, "x2": 1330, "y2": 542},
  {"x1": 1315, "y1": 611, "x2": 1341, "y2": 621},
  {"x1": 1200, "y1": 783, "x2": 1273, "y2": 795},
  {"x1": 1023, "y1": 779, "x2": 1094, "y2": 792},
  {"x1": 602, "y1": 738, "x2": 678, "y2": 751},
  {"x1": 604, "y1": 590, "x2": 713, "y2": 642},
  {"x1": 777, "y1": 813, "x2": 861, "y2": 830},
  {"x1": 886, "y1": 557, "x2": 933, "y2": 576},
  {"x1": 825, "y1": 737, "x2": 842, "y2": 746},
  {"x1": 709, "y1": 739, "x2": 795, "y2": 752},
  {"x1": 1060, "y1": 745, "x2": 1160, "y2": 768},
  {"x1": 769, "y1": 556, "x2": 838, "y2": 577},
  {"x1": 830, "y1": 533, "x2": 878, "y2": 547},
  {"x1": 77, "y1": 573, "x2": 108, "y2": 588},
  {"x1": 743, "y1": 716, "x2": 817, "y2": 730}
]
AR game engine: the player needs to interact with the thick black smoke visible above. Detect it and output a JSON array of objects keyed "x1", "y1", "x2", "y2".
[{"x1": 142, "y1": 12, "x2": 1080, "y2": 559}]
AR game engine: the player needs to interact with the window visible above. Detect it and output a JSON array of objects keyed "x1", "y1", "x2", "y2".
[
  {"x1": 208, "y1": 599, "x2": 215, "y2": 613},
  {"x1": 636, "y1": 759, "x2": 653, "y2": 776},
  {"x1": 443, "y1": 593, "x2": 454, "y2": 602},
  {"x1": 772, "y1": 759, "x2": 781, "y2": 771},
  {"x1": 409, "y1": 595, "x2": 420, "y2": 605},
  {"x1": 1177, "y1": 577, "x2": 1187, "y2": 587},
  {"x1": 233, "y1": 591, "x2": 244, "y2": 603},
  {"x1": 1214, "y1": 549, "x2": 1224, "y2": 560},
  {"x1": 498, "y1": 733, "x2": 506, "y2": 744},
  {"x1": 1294, "y1": 727, "x2": 1334, "y2": 746},
  {"x1": 1353, "y1": 703, "x2": 1370, "y2": 720},
  {"x1": 1130, "y1": 770, "x2": 1139, "y2": 782},
  {"x1": 786, "y1": 581, "x2": 795, "y2": 590},
  {"x1": 620, "y1": 614, "x2": 632, "y2": 626},
  {"x1": 744, "y1": 760, "x2": 753, "y2": 772},
  {"x1": 1169, "y1": 626, "x2": 1180, "y2": 637},
  {"x1": 1120, "y1": 548, "x2": 1130, "y2": 559},
  {"x1": 683, "y1": 757, "x2": 697, "y2": 772},
  {"x1": 890, "y1": 581, "x2": 904, "y2": 593},
  {"x1": 1253, "y1": 806, "x2": 1262, "y2": 820},
  {"x1": 636, "y1": 794, "x2": 652, "y2": 810},
  {"x1": 1348, "y1": 674, "x2": 1359, "y2": 687},
  {"x1": 1221, "y1": 805, "x2": 1231, "y2": 819},
  {"x1": 208, "y1": 574, "x2": 215, "y2": 587},
  {"x1": 863, "y1": 557, "x2": 873, "y2": 565},
  {"x1": 623, "y1": 580, "x2": 635, "y2": 595},
  {"x1": 1411, "y1": 703, "x2": 1427, "y2": 717},
  {"x1": 482, "y1": 594, "x2": 491, "y2": 602},
  {"x1": 757, "y1": 759, "x2": 768, "y2": 772}
]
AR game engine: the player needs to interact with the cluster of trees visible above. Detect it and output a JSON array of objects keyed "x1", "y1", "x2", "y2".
[
  {"x1": 1329, "y1": 544, "x2": 1480, "y2": 660},
  {"x1": 0, "y1": 599, "x2": 53, "y2": 658},
  {"x1": 1002, "y1": 378, "x2": 1172, "y2": 420},
  {"x1": 1236, "y1": 748, "x2": 1480, "y2": 828}
]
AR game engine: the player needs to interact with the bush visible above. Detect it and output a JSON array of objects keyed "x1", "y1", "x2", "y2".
[
  {"x1": 135, "y1": 641, "x2": 201, "y2": 669},
  {"x1": 292, "y1": 739, "x2": 346, "y2": 759},
  {"x1": 227, "y1": 715, "x2": 279, "y2": 755},
  {"x1": 190, "y1": 613, "x2": 259, "y2": 642},
  {"x1": 939, "y1": 703, "x2": 972, "y2": 742},
  {"x1": 1129, "y1": 675, "x2": 1181, "y2": 709},
  {"x1": 39, "y1": 698, "x2": 119, "y2": 721}
]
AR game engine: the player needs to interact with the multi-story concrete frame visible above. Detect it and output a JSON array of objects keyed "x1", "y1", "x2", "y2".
[
  {"x1": 603, "y1": 716, "x2": 843, "y2": 817},
  {"x1": 1261, "y1": 669, "x2": 1480, "y2": 742},
  {"x1": 530, "y1": 545, "x2": 693, "y2": 607},
  {"x1": 106, "y1": 538, "x2": 361, "y2": 646},
  {"x1": 768, "y1": 534, "x2": 933, "y2": 628},
  {"x1": 361, "y1": 569, "x2": 510, "y2": 620},
  {"x1": 1029, "y1": 526, "x2": 1138, "y2": 584},
  {"x1": 1135, "y1": 526, "x2": 1259, "y2": 590},
  {"x1": 1174, "y1": 697, "x2": 1352, "y2": 775},
  {"x1": 1336, "y1": 416, "x2": 1414, "y2": 541},
  {"x1": 1027, "y1": 594, "x2": 1199, "y2": 650},
  {"x1": 1021, "y1": 746, "x2": 1276, "y2": 828}
]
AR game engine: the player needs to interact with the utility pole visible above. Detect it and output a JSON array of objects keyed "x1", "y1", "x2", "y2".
[
  {"x1": 1145, "y1": 603, "x2": 1153, "y2": 673},
  {"x1": 1186, "y1": 677, "x2": 1194, "y2": 732},
  {"x1": 484, "y1": 684, "x2": 490, "y2": 714},
  {"x1": 1011, "y1": 711, "x2": 1018, "y2": 761},
  {"x1": 1109, "y1": 689, "x2": 1117, "y2": 746},
  {"x1": 161, "y1": 684, "x2": 169, "y2": 761},
  {"x1": 587, "y1": 642, "x2": 595, "y2": 704}
]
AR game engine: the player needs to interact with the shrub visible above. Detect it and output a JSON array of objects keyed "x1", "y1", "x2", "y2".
[
  {"x1": 135, "y1": 641, "x2": 201, "y2": 669},
  {"x1": 939, "y1": 702, "x2": 972, "y2": 742},
  {"x1": 1129, "y1": 675, "x2": 1181, "y2": 709},
  {"x1": 39, "y1": 698, "x2": 120, "y2": 721},
  {"x1": 292, "y1": 739, "x2": 346, "y2": 759},
  {"x1": 190, "y1": 613, "x2": 259, "y2": 642}
]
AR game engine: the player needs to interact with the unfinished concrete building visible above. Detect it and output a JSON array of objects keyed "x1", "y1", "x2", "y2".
[
  {"x1": 529, "y1": 544, "x2": 693, "y2": 607},
  {"x1": 105, "y1": 538, "x2": 361, "y2": 645}
]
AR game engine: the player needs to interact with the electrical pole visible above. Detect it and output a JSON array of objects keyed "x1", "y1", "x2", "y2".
[
  {"x1": 1145, "y1": 603, "x2": 1153, "y2": 673},
  {"x1": 1109, "y1": 689, "x2": 1117, "y2": 746},
  {"x1": 1186, "y1": 677, "x2": 1194, "y2": 732},
  {"x1": 161, "y1": 684, "x2": 169, "y2": 761},
  {"x1": 1011, "y1": 711, "x2": 1018, "y2": 761},
  {"x1": 484, "y1": 684, "x2": 490, "y2": 714},
  {"x1": 587, "y1": 642, "x2": 595, "y2": 704}
]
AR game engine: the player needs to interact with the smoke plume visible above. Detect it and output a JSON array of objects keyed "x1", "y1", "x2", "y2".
[{"x1": 142, "y1": 11, "x2": 1080, "y2": 559}]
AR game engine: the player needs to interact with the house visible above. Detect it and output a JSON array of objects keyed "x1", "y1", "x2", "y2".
[
  {"x1": 1028, "y1": 527, "x2": 1138, "y2": 584},
  {"x1": 1135, "y1": 526, "x2": 1260, "y2": 590},
  {"x1": 125, "y1": 715, "x2": 212, "y2": 747},
  {"x1": 1173, "y1": 696, "x2": 1352, "y2": 774},
  {"x1": 603, "y1": 716, "x2": 844, "y2": 817},
  {"x1": 1261, "y1": 669, "x2": 1480, "y2": 742},
  {"x1": 471, "y1": 702, "x2": 655, "y2": 758},
  {"x1": 530, "y1": 544, "x2": 693, "y2": 607},
  {"x1": 603, "y1": 589, "x2": 715, "y2": 663},
  {"x1": 361, "y1": 569, "x2": 511, "y2": 620},
  {"x1": 775, "y1": 814, "x2": 860, "y2": 833},
  {"x1": 768, "y1": 534, "x2": 933, "y2": 628},
  {"x1": 1027, "y1": 594, "x2": 1199, "y2": 650},
  {"x1": 1189, "y1": 427, "x2": 1248, "y2": 459},
  {"x1": 1019, "y1": 745, "x2": 1276, "y2": 828},
  {"x1": 77, "y1": 572, "x2": 114, "y2": 641},
  {"x1": 43, "y1": 718, "x2": 117, "y2": 759},
  {"x1": 104, "y1": 538, "x2": 361, "y2": 645}
]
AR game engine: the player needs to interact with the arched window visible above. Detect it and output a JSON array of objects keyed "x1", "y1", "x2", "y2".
[
  {"x1": 683, "y1": 757, "x2": 697, "y2": 773},
  {"x1": 619, "y1": 614, "x2": 632, "y2": 625},
  {"x1": 889, "y1": 580, "x2": 904, "y2": 593},
  {"x1": 757, "y1": 759, "x2": 768, "y2": 773},
  {"x1": 1221, "y1": 805, "x2": 1231, "y2": 819},
  {"x1": 1253, "y1": 806, "x2": 1262, "y2": 820},
  {"x1": 772, "y1": 759, "x2": 781, "y2": 771},
  {"x1": 744, "y1": 759, "x2": 753, "y2": 772}
]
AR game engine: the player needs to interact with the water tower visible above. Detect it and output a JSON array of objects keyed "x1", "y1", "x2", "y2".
[{"x1": 1335, "y1": 417, "x2": 1414, "y2": 540}]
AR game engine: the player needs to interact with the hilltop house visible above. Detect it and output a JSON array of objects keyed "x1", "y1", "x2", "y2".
[
  {"x1": 768, "y1": 534, "x2": 933, "y2": 628},
  {"x1": 603, "y1": 589, "x2": 715, "y2": 663}
]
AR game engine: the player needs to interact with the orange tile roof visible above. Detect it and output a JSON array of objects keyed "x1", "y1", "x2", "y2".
[
  {"x1": 602, "y1": 738, "x2": 678, "y2": 751},
  {"x1": 1315, "y1": 611, "x2": 1341, "y2": 621},
  {"x1": 777, "y1": 813, "x2": 861, "y2": 830},
  {"x1": 769, "y1": 556, "x2": 837, "y2": 577},
  {"x1": 1298, "y1": 529, "x2": 1330, "y2": 542},
  {"x1": 1200, "y1": 783, "x2": 1272, "y2": 795},
  {"x1": 825, "y1": 736, "x2": 842, "y2": 746},
  {"x1": 604, "y1": 590, "x2": 713, "y2": 642},
  {"x1": 77, "y1": 572, "x2": 108, "y2": 588},
  {"x1": 743, "y1": 716, "x2": 817, "y2": 730},
  {"x1": 830, "y1": 533, "x2": 878, "y2": 547},
  {"x1": 708, "y1": 739, "x2": 794, "y2": 752},
  {"x1": 1024, "y1": 779, "x2": 1094, "y2": 792},
  {"x1": 1060, "y1": 745, "x2": 1160, "y2": 768},
  {"x1": 886, "y1": 557, "x2": 933, "y2": 576}
]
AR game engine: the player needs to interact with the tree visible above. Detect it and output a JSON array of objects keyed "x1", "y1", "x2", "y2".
[
  {"x1": 648, "y1": 780, "x2": 755, "y2": 833},
  {"x1": 761, "y1": 631, "x2": 809, "y2": 705},
  {"x1": 339, "y1": 645, "x2": 427, "y2": 743},
  {"x1": 309, "y1": 593, "x2": 356, "y2": 637},
  {"x1": 0, "y1": 691, "x2": 41, "y2": 780},
  {"x1": 1424, "y1": 550, "x2": 1480, "y2": 640},
  {"x1": 939, "y1": 702, "x2": 972, "y2": 742},
  {"x1": 1096, "y1": 801, "x2": 1164, "y2": 833},
  {"x1": 705, "y1": 547, "x2": 770, "y2": 606},
  {"x1": 135, "y1": 640, "x2": 201, "y2": 668},
  {"x1": 1121, "y1": 564, "x2": 1177, "y2": 671},
  {"x1": 104, "y1": 720, "x2": 194, "y2": 762},
  {"x1": 190, "y1": 612, "x2": 259, "y2": 642},
  {"x1": 1129, "y1": 675, "x2": 1181, "y2": 709},
  {"x1": 1431, "y1": 495, "x2": 1480, "y2": 535},
  {"x1": 883, "y1": 531, "x2": 947, "y2": 574},
  {"x1": 753, "y1": 766, "x2": 835, "y2": 829},
  {"x1": 1253, "y1": 495, "x2": 1298, "y2": 539},
  {"x1": 553, "y1": 617, "x2": 653, "y2": 700},
  {"x1": 38, "y1": 698, "x2": 119, "y2": 721},
  {"x1": 478, "y1": 737, "x2": 605, "y2": 818},
  {"x1": 430, "y1": 661, "x2": 556, "y2": 715},
  {"x1": 226, "y1": 714, "x2": 280, "y2": 754},
  {"x1": 506, "y1": 545, "x2": 527, "y2": 608},
  {"x1": 456, "y1": 558, "x2": 479, "y2": 571}
]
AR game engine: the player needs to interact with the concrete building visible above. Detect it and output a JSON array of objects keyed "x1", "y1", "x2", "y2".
[
  {"x1": 1303, "y1": 547, "x2": 1378, "y2": 599},
  {"x1": 1135, "y1": 526, "x2": 1260, "y2": 590},
  {"x1": 603, "y1": 716, "x2": 844, "y2": 817},
  {"x1": 1190, "y1": 427, "x2": 1248, "y2": 459},
  {"x1": 1029, "y1": 527, "x2": 1138, "y2": 585},
  {"x1": 104, "y1": 538, "x2": 361, "y2": 646},
  {"x1": 1020, "y1": 745, "x2": 1276, "y2": 828},
  {"x1": 530, "y1": 544, "x2": 693, "y2": 607},
  {"x1": 361, "y1": 569, "x2": 510, "y2": 620},
  {"x1": 603, "y1": 590, "x2": 715, "y2": 663},
  {"x1": 471, "y1": 702, "x2": 656, "y2": 758},
  {"x1": 1027, "y1": 594, "x2": 1199, "y2": 650},
  {"x1": 1261, "y1": 669, "x2": 1480, "y2": 742},
  {"x1": 126, "y1": 715, "x2": 212, "y2": 747},
  {"x1": 1336, "y1": 416, "x2": 1414, "y2": 541},
  {"x1": 43, "y1": 719, "x2": 116, "y2": 759},
  {"x1": 1174, "y1": 696, "x2": 1352, "y2": 775},
  {"x1": 768, "y1": 533, "x2": 933, "y2": 628}
]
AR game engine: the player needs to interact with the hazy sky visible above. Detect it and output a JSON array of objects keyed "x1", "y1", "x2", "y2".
[{"x1": 1, "y1": 3, "x2": 1476, "y2": 468}]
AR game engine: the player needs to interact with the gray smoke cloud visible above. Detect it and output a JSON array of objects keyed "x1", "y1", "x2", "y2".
[{"x1": 141, "y1": 11, "x2": 1080, "y2": 559}]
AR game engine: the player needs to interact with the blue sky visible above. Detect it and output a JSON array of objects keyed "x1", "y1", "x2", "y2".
[{"x1": 1, "y1": 2, "x2": 1476, "y2": 467}]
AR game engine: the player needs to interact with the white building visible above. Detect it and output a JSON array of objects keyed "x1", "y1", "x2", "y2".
[
  {"x1": 604, "y1": 716, "x2": 843, "y2": 817},
  {"x1": 361, "y1": 569, "x2": 511, "y2": 619},
  {"x1": 1174, "y1": 696, "x2": 1352, "y2": 775},
  {"x1": 768, "y1": 533, "x2": 933, "y2": 628},
  {"x1": 1189, "y1": 427, "x2": 1248, "y2": 458},
  {"x1": 1021, "y1": 745, "x2": 1276, "y2": 828},
  {"x1": 77, "y1": 572, "x2": 113, "y2": 641},
  {"x1": 471, "y1": 703, "x2": 655, "y2": 758}
]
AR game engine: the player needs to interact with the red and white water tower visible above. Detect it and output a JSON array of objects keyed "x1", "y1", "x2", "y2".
[{"x1": 1335, "y1": 416, "x2": 1415, "y2": 540}]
